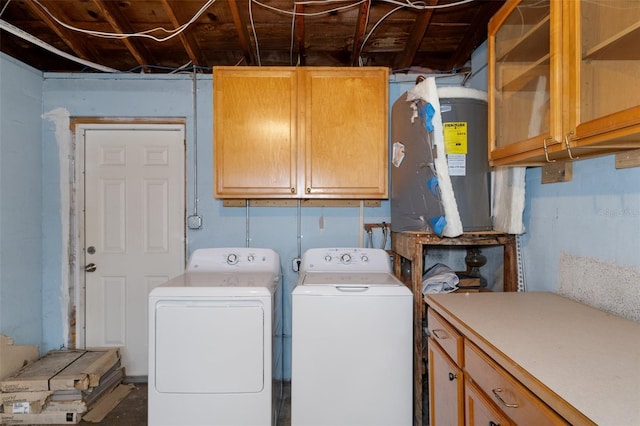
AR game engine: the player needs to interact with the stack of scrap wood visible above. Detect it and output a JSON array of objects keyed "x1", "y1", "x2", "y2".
[{"x1": 0, "y1": 348, "x2": 125, "y2": 424}]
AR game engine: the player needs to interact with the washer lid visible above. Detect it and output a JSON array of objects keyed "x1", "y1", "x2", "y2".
[
  {"x1": 301, "y1": 272, "x2": 403, "y2": 286},
  {"x1": 295, "y1": 272, "x2": 411, "y2": 296}
]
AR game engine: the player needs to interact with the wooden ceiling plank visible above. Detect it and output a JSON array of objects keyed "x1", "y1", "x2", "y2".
[
  {"x1": 91, "y1": 0, "x2": 155, "y2": 69},
  {"x1": 295, "y1": 3, "x2": 305, "y2": 66},
  {"x1": 350, "y1": 0, "x2": 370, "y2": 66},
  {"x1": 160, "y1": 0, "x2": 207, "y2": 67},
  {"x1": 447, "y1": 1, "x2": 505, "y2": 71},
  {"x1": 393, "y1": 0, "x2": 438, "y2": 71},
  {"x1": 24, "y1": 0, "x2": 99, "y2": 62},
  {"x1": 228, "y1": 0, "x2": 255, "y2": 65}
]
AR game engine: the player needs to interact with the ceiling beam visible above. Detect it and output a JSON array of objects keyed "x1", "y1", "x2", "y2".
[
  {"x1": 294, "y1": 3, "x2": 305, "y2": 66},
  {"x1": 25, "y1": 0, "x2": 100, "y2": 63},
  {"x1": 447, "y1": 1, "x2": 505, "y2": 71},
  {"x1": 350, "y1": 0, "x2": 370, "y2": 66},
  {"x1": 393, "y1": 0, "x2": 438, "y2": 71},
  {"x1": 228, "y1": 0, "x2": 255, "y2": 65},
  {"x1": 160, "y1": 0, "x2": 207, "y2": 68},
  {"x1": 91, "y1": 0, "x2": 155, "y2": 70}
]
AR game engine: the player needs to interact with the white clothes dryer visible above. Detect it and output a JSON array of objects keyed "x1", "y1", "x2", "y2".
[
  {"x1": 291, "y1": 248, "x2": 413, "y2": 426},
  {"x1": 148, "y1": 248, "x2": 282, "y2": 426}
]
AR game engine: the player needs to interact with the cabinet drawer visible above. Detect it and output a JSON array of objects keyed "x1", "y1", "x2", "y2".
[
  {"x1": 464, "y1": 340, "x2": 568, "y2": 426},
  {"x1": 427, "y1": 308, "x2": 463, "y2": 365}
]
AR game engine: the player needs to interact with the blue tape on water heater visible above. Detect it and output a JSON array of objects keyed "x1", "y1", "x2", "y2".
[
  {"x1": 427, "y1": 176, "x2": 439, "y2": 197},
  {"x1": 429, "y1": 215, "x2": 447, "y2": 236},
  {"x1": 419, "y1": 102, "x2": 436, "y2": 132}
]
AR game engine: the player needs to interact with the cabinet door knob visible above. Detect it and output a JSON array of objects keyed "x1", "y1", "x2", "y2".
[
  {"x1": 306, "y1": 187, "x2": 311, "y2": 194},
  {"x1": 291, "y1": 187, "x2": 296, "y2": 194},
  {"x1": 448, "y1": 372, "x2": 457, "y2": 381},
  {"x1": 489, "y1": 422, "x2": 500, "y2": 426}
]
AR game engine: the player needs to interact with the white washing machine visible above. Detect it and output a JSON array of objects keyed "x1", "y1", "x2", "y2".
[
  {"x1": 291, "y1": 248, "x2": 413, "y2": 426},
  {"x1": 148, "y1": 248, "x2": 283, "y2": 426}
]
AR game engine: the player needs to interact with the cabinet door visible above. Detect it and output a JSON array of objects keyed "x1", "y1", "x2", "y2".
[
  {"x1": 488, "y1": 0, "x2": 564, "y2": 166},
  {"x1": 566, "y1": 0, "x2": 640, "y2": 153},
  {"x1": 300, "y1": 67, "x2": 388, "y2": 198},
  {"x1": 465, "y1": 378, "x2": 513, "y2": 426},
  {"x1": 428, "y1": 338, "x2": 464, "y2": 426},
  {"x1": 214, "y1": 67, "x2": 298, "y2": 198}
]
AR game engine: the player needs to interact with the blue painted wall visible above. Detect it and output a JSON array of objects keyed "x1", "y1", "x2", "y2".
[
  {"x1": 0, "y1": 54, "x2": 44, "y2": 347},
  {"x1": 522, "y1": 156, "x2": 640, "y2": 291},
  {"x1": 2, "y1": 39, "x2": 639, "y2": 372}
]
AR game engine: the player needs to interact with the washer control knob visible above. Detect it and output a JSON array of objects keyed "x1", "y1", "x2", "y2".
[
  {"x1": 247, "y1": 255, "x2": 255, "y2": 262},
  {"x1": 340, "y1": 253, "x2": 352, "y2": 264},
  {"x1": 324, "y1": 255, "x2": 332, "y2": 262},
  {"x1": 226, "y1": 253, "x2": 239, "y2": 265},
  {"x1": 361, "y1": 255, "x2": 369, "y2": 262}
]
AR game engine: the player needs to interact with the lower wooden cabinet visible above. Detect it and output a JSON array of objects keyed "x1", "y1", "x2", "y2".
[
  {"x1": 428, "y1": 338, "x2": 464, "y2": 426},
  {"x1": 464, "y1": 340, "x2": 568, "y2": 426},
  {"x1": 427, "y1": 307, "x2": 569, "y2": 426},
  {"x1": 465, "y1": 378, "x2": 513, "y2": 426}
]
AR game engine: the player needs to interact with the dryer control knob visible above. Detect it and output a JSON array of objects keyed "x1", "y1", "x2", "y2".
[
  {"x1": 247, "y1": 255, "x2": 255, "y2": 262},
  {"x1": 340, "y1": 253, "x2": 352, "y2": 264},
  {"x1": 226, "y1": 253, "x2": 239, "y2": 265},
  {"x1": 324, "y1": 255, "x2": 332, "y2": 262},
  {"x1": 361, "y1": 255, "x2": 369, "y2": 262}
]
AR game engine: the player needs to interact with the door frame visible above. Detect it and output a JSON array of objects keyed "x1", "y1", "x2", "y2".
[{"x1": 71, "y1": 118, "x2": 187, "y2": 349}]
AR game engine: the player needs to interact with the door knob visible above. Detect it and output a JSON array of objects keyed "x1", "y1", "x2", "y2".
[{"x1": 85, "y1": 263, "x2": 97, "y2": 272}]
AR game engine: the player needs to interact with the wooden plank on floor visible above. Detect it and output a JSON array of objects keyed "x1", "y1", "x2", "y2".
[
  {"x1": 0, "y1": 351, "x2": 85, "y2": 392},
  {"x1": 50, "y1": 349, "x2": 119, "y2": 391}
]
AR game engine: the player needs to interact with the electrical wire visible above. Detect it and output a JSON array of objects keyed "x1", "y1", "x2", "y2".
[
  {"x1": 0, "y1": 0, "x2": 12, "y2": 18},
  {"x1": 31, "y1": 0, "x2": 217, "y2": 42},
  {"x1": 6, "y1": 0, "x2": 481, "y2": 72},
  {"x1": 0, "y1": 18, "x2": 119, "y2": 72},
  {"x1": 249, "y1": 0, "x2": 261, "y2": 66}
]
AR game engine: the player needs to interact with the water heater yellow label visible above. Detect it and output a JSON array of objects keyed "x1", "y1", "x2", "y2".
[{"x1": 443, "y1": 122, "x2": 468, "y2": 154}]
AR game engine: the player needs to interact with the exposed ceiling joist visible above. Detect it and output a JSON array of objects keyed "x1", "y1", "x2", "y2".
[
  {"x1": 393, "y1": 0, "x2": 438, "y2": 70},
  {"x1": 350, "y1": 0, "x2": 370, "y2": 66},
  {"x1": 228, "y1": 0, "x2": 255, "y2": 65},
  {"x1": 160, "y1": 0, "x2": 207, "y2": 67},
  {"x1": 91, "y1": 0, "x2": 156, "y2": 70},
  {"x1": 0, "y1": 0, "x2": 505, "y2": 74}
]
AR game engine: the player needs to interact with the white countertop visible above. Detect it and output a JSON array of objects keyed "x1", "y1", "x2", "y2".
[{"x1": 425, "y1": 292, "x2": 640, "y2": 426}]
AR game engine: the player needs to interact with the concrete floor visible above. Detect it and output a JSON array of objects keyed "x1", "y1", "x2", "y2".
[{"x1": 80, "y1": 382, "x2": 292, "y2": 426}]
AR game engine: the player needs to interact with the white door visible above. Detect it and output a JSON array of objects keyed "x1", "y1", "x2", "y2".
[{"x1": 82, "y1": 125, "x2": 185, "y2": 376}]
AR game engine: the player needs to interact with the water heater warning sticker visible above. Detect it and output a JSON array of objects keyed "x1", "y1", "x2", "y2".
[{"x1": 443, "y1": 122, "x2": 468, "y2": 154}]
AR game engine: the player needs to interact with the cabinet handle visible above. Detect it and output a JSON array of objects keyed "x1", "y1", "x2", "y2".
[
  {"x1": 492, "y1": 388, "x2": 519, "y2": 408},
  {"x1": 448, "y1": 372, "x2": 457, "y2": 381},
  {"x1": 543, "y1": 137, "x2": 556, "y2": 163},
  {"x1": 431, "y1": 329, "x2": 448, "y2": 339},
  {"x1": 306, "y1": 187, "x2": 311, "y2": 194},
  {"x1": 291, "y1": 187, "x2": 296, "y2": 194},
  {"x1": 489, "y1": 422, "x2": 500, "y2": 426},
  {"x1": 564, "y1": 131, "x2": 579, "y2": 160}
]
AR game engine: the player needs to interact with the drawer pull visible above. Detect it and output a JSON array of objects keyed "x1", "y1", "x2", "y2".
[
  {"x1": 492, "y1": 388, "x2": 519, "y2": 408},
  {"x1": 432, "y1": 328, "x2": 448, "y2": 339},
  {"x1": 448, "y1": 372, "x2": 457, "y2": 381}
]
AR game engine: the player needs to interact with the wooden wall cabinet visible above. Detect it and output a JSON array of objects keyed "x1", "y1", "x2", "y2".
[
  {"x1": 488, "y1": 0, "x2": 640, "y2": 166},
  {"x1": 213, "y1": 66, "x2": 389, "y2": 199}
]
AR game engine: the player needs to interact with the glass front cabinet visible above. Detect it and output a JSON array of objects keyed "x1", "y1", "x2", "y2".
[{"x1": 488, "y1": 0, "x2": 640, "y2": 166}]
